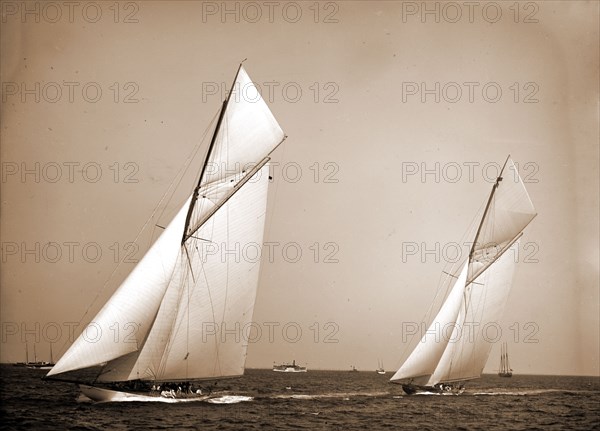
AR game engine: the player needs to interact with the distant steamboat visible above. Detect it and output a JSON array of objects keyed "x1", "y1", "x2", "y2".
[{"x1": 272, "y1": 360, "x2": 307, "y2": 373}]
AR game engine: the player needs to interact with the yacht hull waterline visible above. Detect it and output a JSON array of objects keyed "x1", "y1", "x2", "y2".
[
  {"x1": 401, "y1": 383, "x2": 465, "y2": 395},
  {"x1": 79, "y1": 385, "x2": 211, "y2": 403}
]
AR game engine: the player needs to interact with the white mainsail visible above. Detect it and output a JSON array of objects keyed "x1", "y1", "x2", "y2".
[
  {"x1": 48, "y1": 66, "x2": 284, "y2": 383},
  {"x1": 391, "y1": 157, "x2": 536, "y2": 388},
  {"x1": 98, "y1": 166, "x2": 270, "y2": 381},
  {"x1": 427, "y1": 242, "x2": 518, "y2": 385}
]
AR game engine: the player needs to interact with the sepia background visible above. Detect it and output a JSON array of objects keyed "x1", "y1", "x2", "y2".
[{"x1": 1, "y1": 1, "x2": 598, "y2": 377}]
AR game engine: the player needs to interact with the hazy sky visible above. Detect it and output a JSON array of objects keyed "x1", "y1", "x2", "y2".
[{"x1": 1, "y1": 1, "x2": 598, "y2": 376}]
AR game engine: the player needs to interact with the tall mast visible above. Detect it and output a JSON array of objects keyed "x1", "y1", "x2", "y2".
[
  {"x1": 468, "y1": 155, "x2": 511, "y2": 262},
  {"x1": 500, "y1": 344, "x2": 503, "y2": 371},
  {"x1": 181, "y1": 63, "x2": 245, "y2": 245}
]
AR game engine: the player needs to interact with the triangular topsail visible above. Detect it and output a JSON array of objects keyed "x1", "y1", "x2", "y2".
[
  {"x1": 391, "y1": 157, "x2": 536, "y2": 390},
  {"x1": 184, "y1": 66, "x2": 285, "y2": 242},
  {"x1": 468, "y1": 157, "x2": 536, "y2": 283},
  {"x1": 48, "y1": 66, "x2": 285, "y2": 383}
]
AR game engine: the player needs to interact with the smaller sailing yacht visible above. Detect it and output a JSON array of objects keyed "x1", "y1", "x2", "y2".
[
  {"x1": 498, "y1": 342, "x2": 513, "y2": 377},
  {"x1": 27, "y1": 343, "x2": 55, "y2": 370},
  {"x1": 376, "y1": 359, "x2": 386, "y2": 375},
  {"x1": 15, "y1": 343, "x2": 55, "y2": 369},
  {"x1": 390, "y1": 156, "x2": 536, "y2": 395}
]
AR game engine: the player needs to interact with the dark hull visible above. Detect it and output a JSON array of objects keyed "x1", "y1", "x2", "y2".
[{"x1": 401, "y1": 383, "x2": 465, "y2": 395}]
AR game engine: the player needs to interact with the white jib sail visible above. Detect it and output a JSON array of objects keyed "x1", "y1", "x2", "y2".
[
  {"x1": 47, "y1": 197, "x2": 191, "y2": 377},
  {"x1": 390, "y1": 262, "x2": 469, "y2": 384}
]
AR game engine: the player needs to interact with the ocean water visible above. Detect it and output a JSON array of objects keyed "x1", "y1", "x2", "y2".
[{"x1": 1, "y1": 365, "x2": 598, "y2": 430}]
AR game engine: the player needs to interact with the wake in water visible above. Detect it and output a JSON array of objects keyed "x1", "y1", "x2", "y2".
[
  {"x1": 267, "y1": 388, "x2": 597, "y2": 400},
  {"x1": 207, "y1": 395, "x2": 254, "y2": 404},
  {"x1": 468, "y1": 388, "x2": 599, "y2": 396},
  {"x1": 75, "y1": 387, "x2": 594, "y2": 403},
  {"x1": 77, "y1": 393, "x2": 254, "y2": 404},
  {"x1": 271, "y1": 391, "x2": 390, "y2": 400}
]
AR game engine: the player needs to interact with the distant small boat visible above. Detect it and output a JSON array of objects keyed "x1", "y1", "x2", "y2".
[
  {"x1": 26, "y1": 362, "x2": 54, "y2": 370},
  {"x1": 349, "y1": 366, "x2": 358, "y2": 372},
  {"x1": 498, "y1": 342, "x2": 513, "y2": 377},
  {"x1": 376, "y1": 359, "x2": 386, "y2": 375},
  {"x1": 272, "y1": 360, "x2": 307, "y2": 373},
  {"x1": 14, "y1": 343, "x2": 54, "y2": 369}
]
